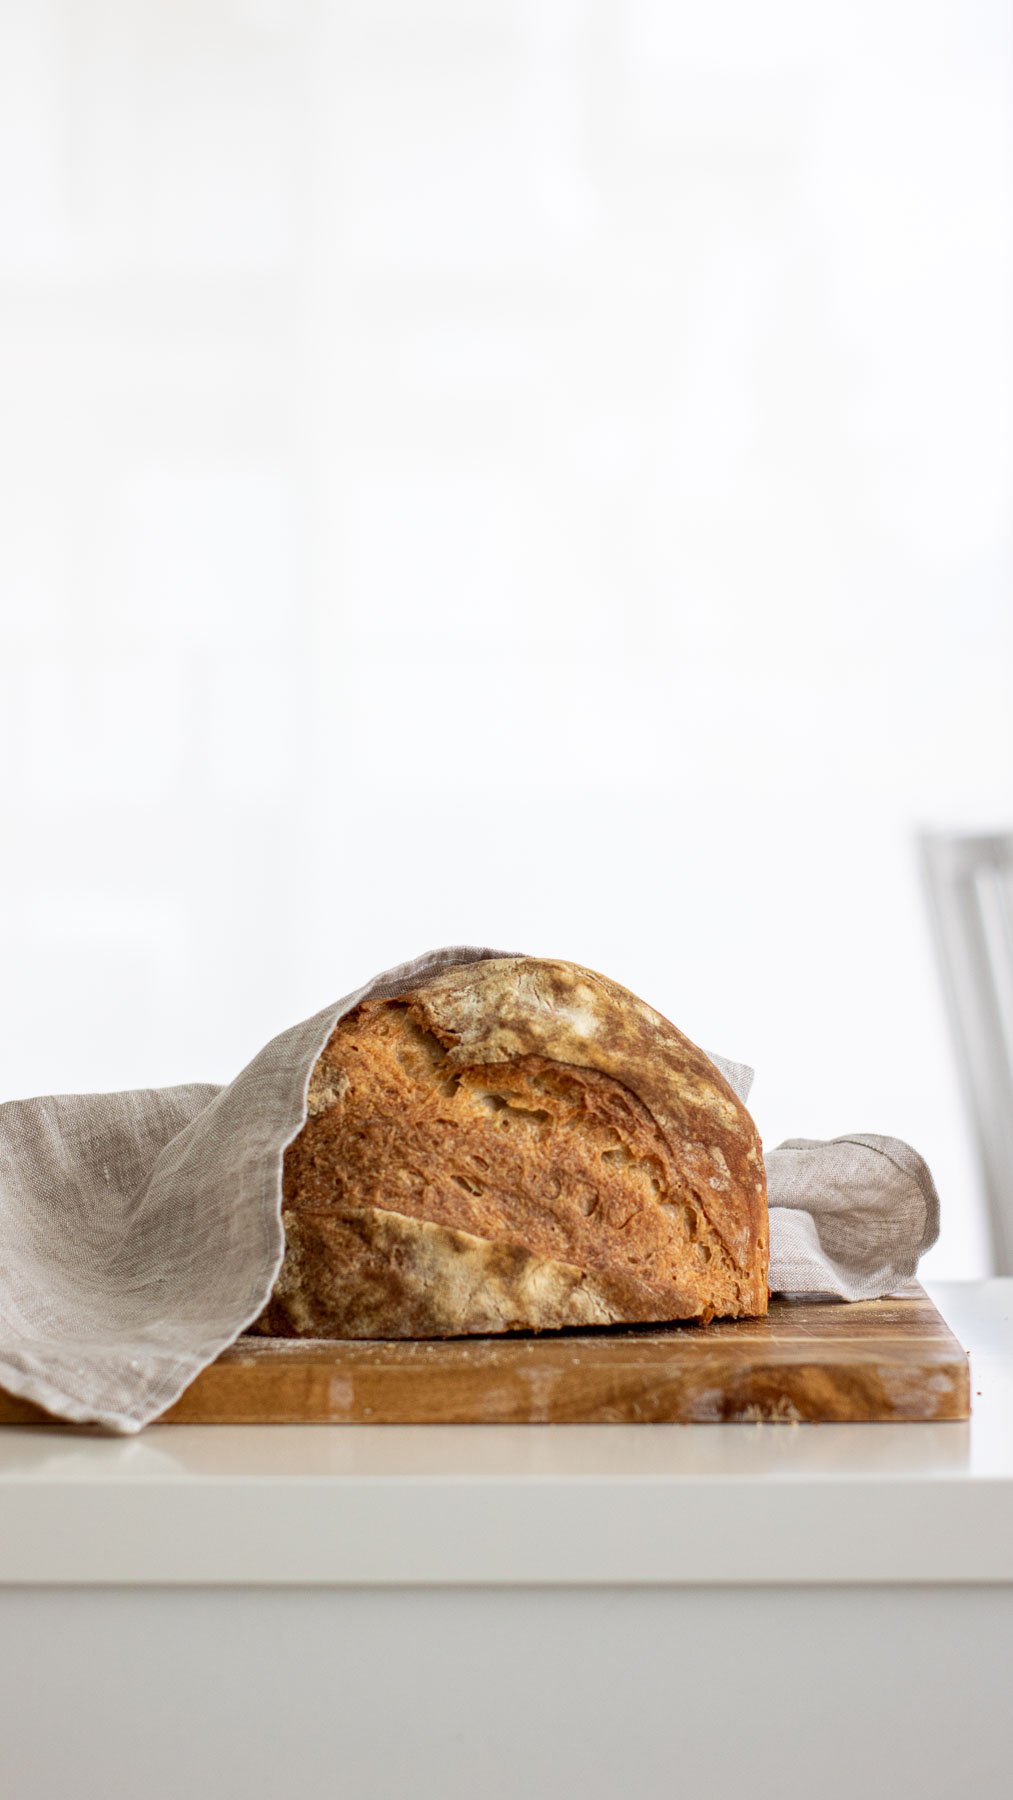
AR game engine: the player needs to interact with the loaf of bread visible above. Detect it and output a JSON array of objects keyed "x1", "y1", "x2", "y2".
[{"x1": 260, "y1": 956, "x2": 768, "y2": 1338}]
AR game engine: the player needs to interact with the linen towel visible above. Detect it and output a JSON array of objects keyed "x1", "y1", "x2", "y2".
[{"x1": 0, "y1": 945, "x2": 939, "y2": 1432}]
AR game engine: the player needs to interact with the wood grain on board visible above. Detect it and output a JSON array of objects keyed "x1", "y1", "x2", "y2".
[{"x1": 0, "y1": 1284, "x2": 970, "y2": 1426}]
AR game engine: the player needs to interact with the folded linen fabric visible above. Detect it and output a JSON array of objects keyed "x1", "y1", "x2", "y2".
[{"x1": 0, "y1": 945, "x2": 939, "y2": 1433}]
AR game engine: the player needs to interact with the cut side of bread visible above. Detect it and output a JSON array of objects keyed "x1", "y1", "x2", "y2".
[{"x1": 260, "y1": 957, "x2": 768, "y2": 1337}]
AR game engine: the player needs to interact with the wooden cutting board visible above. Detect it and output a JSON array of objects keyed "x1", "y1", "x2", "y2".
[{"x1": 0, "y1": 1283, "x2": 970, "y2": 1425}]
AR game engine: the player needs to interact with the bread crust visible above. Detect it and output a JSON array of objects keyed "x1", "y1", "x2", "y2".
[{"x1": 262, "y1": 956, "x2": 768, "y2": 1337}]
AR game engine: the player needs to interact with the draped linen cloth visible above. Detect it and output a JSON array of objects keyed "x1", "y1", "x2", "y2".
[{"x1": 0, "y1": 945, "x2": 939, "y2": 1432}]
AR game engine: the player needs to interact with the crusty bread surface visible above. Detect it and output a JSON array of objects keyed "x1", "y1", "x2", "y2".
[{"x1": 259, "y1": 956, "x2": 768, "y2": 1338}]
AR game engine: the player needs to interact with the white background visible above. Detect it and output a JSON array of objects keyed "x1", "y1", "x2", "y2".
[{"x1": 0, "y1": 0, "x2": 1010, "y2": 1276}]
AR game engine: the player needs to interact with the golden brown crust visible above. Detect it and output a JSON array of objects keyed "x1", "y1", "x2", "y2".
[
  {"x1": 263, "y1": 956, "x2": 768, "y2": 1337},
  {"x1": 263, "y1": 1207, "x2": 623, "y2": 1339}
]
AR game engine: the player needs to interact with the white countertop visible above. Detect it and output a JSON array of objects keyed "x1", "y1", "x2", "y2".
[{"x1": 1, "y1": 1280, "x2": 1010, "y2": 1587}]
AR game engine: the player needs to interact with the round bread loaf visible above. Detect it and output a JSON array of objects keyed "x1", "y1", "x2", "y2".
[{"x1": 260, "y1": 956, "x2": 768, "y2": 1337}]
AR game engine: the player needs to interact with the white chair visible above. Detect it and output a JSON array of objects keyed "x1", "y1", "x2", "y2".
[{"x1": 920, "y1": 830, "x2": 1013, "y2": 1274}]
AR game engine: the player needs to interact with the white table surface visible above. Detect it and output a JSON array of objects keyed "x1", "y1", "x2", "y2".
[{"x1": 1, "y1": 1279, "x2": 1009, "y2": 1587}]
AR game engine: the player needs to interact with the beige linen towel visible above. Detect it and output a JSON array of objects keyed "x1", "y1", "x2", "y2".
[{"x1": 0, "y1": 945, "x2": 939, "y2": 1432}]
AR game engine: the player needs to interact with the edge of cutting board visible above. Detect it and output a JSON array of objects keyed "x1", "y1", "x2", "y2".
[{"x1": 0, "y1": 1283, "x2": 971, "y2": 1426}]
